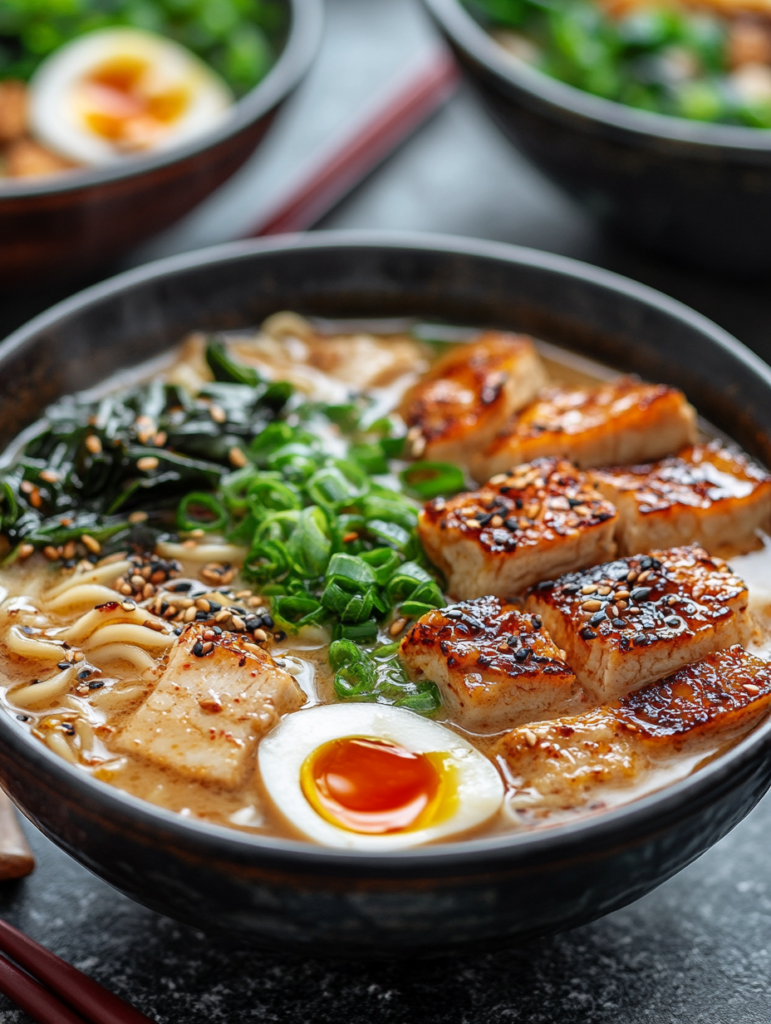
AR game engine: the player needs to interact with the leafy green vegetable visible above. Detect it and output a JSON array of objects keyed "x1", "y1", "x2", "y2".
[
  {"x1": 0, "y1": 0, "x2": 284, "y2": 94},
  {"x1": 328, "y1": 637, "x2": 441, "y2": 714},
  {"x1": 464, "y1": 0, "x2": 771, "y2": 128}
]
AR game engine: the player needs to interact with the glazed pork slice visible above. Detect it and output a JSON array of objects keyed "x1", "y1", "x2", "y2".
[
  {"x1": 526, "y1": 545, "x2": 750, "y2": 700},
  {"x1": 399, "y1": 332, "x2": 546, "y2": 463},
  {"x1": 592, "y1": 441, "x2": 771, "y2": 557},
  {"x1": 470, "y1": 379, "x2": 697, "y2": 482},
  {"x1": 419, "y1": 458, "x2": 617, "y2": 599},
  {"x1": 493, "y1": 646, "x2": 771, "y2": 812},
  {"x1": 400, "y1": 596, "x2": 578, "y2": 732},
  {"x1": 116, "y1": 625, "x2": 305, "y2": 787}
]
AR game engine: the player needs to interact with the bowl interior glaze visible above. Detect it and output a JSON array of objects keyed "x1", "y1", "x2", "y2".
[{"x1": 0, "y1": 233, "x2": 770, "y2": 956}]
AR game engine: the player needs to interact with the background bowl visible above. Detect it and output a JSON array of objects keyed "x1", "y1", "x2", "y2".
[
  {"x1": 1, "y1": 232, "x2": 771, "y2": 957},
  {"x1": 0, "y1": 0, "x2": 322, "y2": 289},
  {"x1": 423, "y1": 0, "x2": 771, "y2": 276}
]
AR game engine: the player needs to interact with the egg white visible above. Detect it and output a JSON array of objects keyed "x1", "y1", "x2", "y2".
[
  {"x1": 28, "y1": 27, "x2": 233, "y2": 165},
  {"x1": 258, "y1": 703, "x2": 505, "y2": 850}
]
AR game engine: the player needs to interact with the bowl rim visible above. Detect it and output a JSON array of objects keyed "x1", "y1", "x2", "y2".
[
  {"x1": 3, "y1": 229, "x2": 771, "y2": 871},
  {"x1": 423, "y1": 0, "x2": 771, "y2": 153},
  {"x1": 0, "y1": 0, "x2": 323, "y2": 200}
]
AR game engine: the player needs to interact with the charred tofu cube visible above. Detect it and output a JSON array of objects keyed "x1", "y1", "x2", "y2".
[
  {"x1": 493, "y1": 646, "x2": 771, "y2": 813},
  {"x1": 471, "y1": 379, "x2": 697, "y2": 482},
  {"x1": 116, "y1": 626, "x2": 305, "y2": 787},
  {"x1": 526, "y1": 545, "x2": 750, "y2": 700},
  {"x1": 400, "y1": 332, "x2": 546, "y2": 464},
  {"x1": 592, "y1": 441, "x2": 771, "y2": 557},
  {"x1": 400, "y1": 595, "x2": 577, "y2": 732},
  {"x1": 419, "y1": 458, "x2": 617, "y2": 599}
]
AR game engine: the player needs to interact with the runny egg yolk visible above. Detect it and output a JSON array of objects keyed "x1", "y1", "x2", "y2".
[
  {"x1": 77, "y1": 58, "x2": 189, "y2": 149},
  {"x1": 300, "y1": 736, "x2": 453, "y2": 835}
]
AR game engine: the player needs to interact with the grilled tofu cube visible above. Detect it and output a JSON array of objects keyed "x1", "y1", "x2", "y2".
[
  {"x1": 400, "y1": 332, "x2": 546, "y2": 463},
  {"x1": 526, "y1": 545, "x2": 750, "y2": 700},
  {"x1": 592, "y1": 441, "x2": 771, "y2": 557},
  {"x1": 400, "y1": 596, "x2": 577, "y2": 732},
  {"x1": 493, "y1": 646, "x2": 771, "y2": 812},
  {"x1": 471, "y1": 379, "x2": 697, "y2": 482},
  {"x1": 116, "y1": 626, "x2": 305, "y2": 787},
  {"x1": 419, "y1": 458, "x2": 617, "y2": 599}
]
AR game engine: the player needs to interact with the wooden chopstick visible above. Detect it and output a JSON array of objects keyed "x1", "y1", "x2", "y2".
[
  {"x1": 0, "y1": 951, "x2": 86, "y2": 1024},
  {"x1": 0, "y1": 919, "x2": 155, "y2": 1024},
  {"x1": 245, "y1": 48, "x2": 460, "y2": 237}
]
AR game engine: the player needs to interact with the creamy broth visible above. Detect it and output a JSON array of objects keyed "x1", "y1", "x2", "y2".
[{"x1": 0, "y1": 316, "x2": 769, "y2": 847}]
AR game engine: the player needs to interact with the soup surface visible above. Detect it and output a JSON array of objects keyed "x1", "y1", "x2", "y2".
[{"x1": 0, "y1": 312, "x2": 770, "y2": 849}]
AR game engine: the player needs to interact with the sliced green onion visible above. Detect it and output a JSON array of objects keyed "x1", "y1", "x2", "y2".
[
  {"x1": 272, "y1": 594, "x2": 325, "y2": 632},
  {"x1": 177, "y1": 492, "x2": 229, "y2": 533},
  {"x1": 205, "y1": 340, "x2": 262, "y2": 387},
  {"x1": 400, "y1": 461, "x2": 465, "y2": 500}
]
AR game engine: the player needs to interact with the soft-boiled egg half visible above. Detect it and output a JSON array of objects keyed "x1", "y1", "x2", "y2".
[
  {"x1": 28, "y1": 28, "x2": 233, "y2": 166},
  {"x1": 258, "y1": 704, "x2": 505, "y2": 850}
]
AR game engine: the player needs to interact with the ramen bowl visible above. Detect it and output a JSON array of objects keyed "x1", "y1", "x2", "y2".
[
  {"x1": 0, "y1": 0, "x2": 321, "y2": 289},
  {"x1": 0, "y1": 232, "x2": 770, "y2": 957},
  {"x1": 423, "y1": 0, "x2": 771, "y2": 276}
]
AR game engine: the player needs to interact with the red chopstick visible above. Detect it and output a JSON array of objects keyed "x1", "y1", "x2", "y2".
[
  {"x1": 245, "y1": 48, "x2": 460, "y2": 237},
  {"x1": 0, "y1": 919, "x2": 154, "y2": 1024}
]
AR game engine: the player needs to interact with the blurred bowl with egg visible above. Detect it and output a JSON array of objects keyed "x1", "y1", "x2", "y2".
[{"x1": 0, "y1": 0, "x2": 322, "y2": 287}]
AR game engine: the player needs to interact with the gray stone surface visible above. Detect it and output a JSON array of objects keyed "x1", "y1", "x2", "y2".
[{"x1": 1, "y1": 0, "x2": 771, "y2": 1019}]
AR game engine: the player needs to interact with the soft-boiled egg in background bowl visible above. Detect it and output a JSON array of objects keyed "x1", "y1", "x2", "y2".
[
  {"x1": 28, "y1": 27, "x2": 233, "y2": 166},
  {"x1": 259, "y1": 703, "x2": 505, "y2": 850}
]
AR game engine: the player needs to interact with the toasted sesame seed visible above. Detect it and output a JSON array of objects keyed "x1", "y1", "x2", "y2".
[
  {"x1": 489, "y1": 474, "x2": 508, "y2": 485},
  {"x1": 247, "y1": 596, "x2": 264, "y2": 607},
  {"x1": 81, "y1": 534, "x2": 101, "y2": 554},
  {"x1": 196, "y1": 599, "x2": 211, "y2": 612},
  {"x1": 184, "y1": 607, "x2": 197, "y2": 622},
  {"x1": 252, "y1": 628, "x2": 268, "y2": 642},
  {"x1": 39, "y1": 469, "x2": 59, "y2": 484},
  {"x1": 18, "y1": 543, "x2": 34, "y2": 560},
  {"x1": 490, "y1": 515, "x2": 504, "y2": 528},
  {"x1": 615, "y1": 590, "x2": 630, "y2": 601},
  {"x1": 209, "y1": 405, "x2": 226, "y2": 424},
  {"x1": 466, "y1": 518, "x2": 481, "y2": 529},
  {"x1": 20, "y1": 481, "x2": 33, "y2": 494},
  {"x1": 390, "y1": 617, "x2": 408, "y2": 636},
  {"x1": 637, "y1": 570, "x2": 652, "y2": 583},
  {"x1": 137, "y1": 457, "x2": 159, "y2": 472},
  {"x1": 153, "y1": 432, "x2": 167, "y2": 447},
  {"x1": 142, "y1": 583, "x2": 155, "y2": 599},
  {"x1": 523, "y1": 729, "x2": 537, "y2": 747},
  {"x1": 85, "y1": 435, "x2": 102, "y2": 455},
  {"x1": 229, "y1": 446, "x2": 248, "y2": 468},
  {"x1": 581, "y1": 584, "x2": 598, "y2": 595},
  {"x1": 744, "y1": 683, "x2": 761, "y2": 695},
  {"x1": 626, "y1": 570, "x2": 638, "y2": 583},
  {"x1": 231, "y1": 615, "x2": 246, "y2": 631},
  {"x1": 581, "y1": 599, "x2": 602, "y2": 612},
  {"x1": 597, "y1": 586, "x2": 611, "y2": 596},
  {"x1": 43, "y1": 545, "x2": 60, "y2": 561},
  {"x1": 128, "y1": 511, "x2": 148, "y2": 524},
  {"x1": 242, "y1": 642, "x2": 263, "y2": 655},
  {"x1": 29, "y1": 489, "x2": 42, "y2": 509}
]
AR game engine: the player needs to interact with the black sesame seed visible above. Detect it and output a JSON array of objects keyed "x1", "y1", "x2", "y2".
[
  {"x1": 567, "y1": 497, "x2": 583, "y2": 508},
  {"x1": 640, "y1": 556, "x2": 653, "y2": 570},
  {"x1": 507, "y1": 634, "x2": 520, "y2": 648},
  {"x1": 244, "y1": 617, "x2": 261, "y2": 632},
  {"x1": 504, "y1": 518, "x2": 519, "y2": 532},
  {"x1": 77, "y1": 668, "x2": 92, "y2": 680},
  {"x1": 212, "y1": 626, "x2": 223, "y2": 636},
  {"x1": 631, "y1": 587, "x2": 651, "y2": 602},
  {"x1": 88, "y1": 680, "x2": 104, "y2": 690},
  {"x1": 62, "y1": 723, "x2": 75, "y2": 736},
  {"x1": 562, "y1": 583, "x2": 581, "y2": 594},
  {"x1": 596, "y1": 512, "x2": 614, "y2": 522},
  {"x1": 651, "y1": 558, "x2": 662, "y2": 569},
  {"x1": 57, "y1": 661, "x2": 70, "y2": 670},
  {"x1": 612, "y1": 618, "x2": 626, "y2": 627},
  {"x1": 619, "y1": 635, "x2": 630, "y2": 650},
  {"x1": 262, "y1": 614, "x2": 274, "y2": 629},
  {"x1": 477, "y1": 654, "x2": 492, "y2": 667},
  {"x1": 531, "y1": 615, "x2": 542, "y2": 630},
  {"x1": 514, "y1": 648, "x2": 532, "y2": 663},
  {"x1": 274, "y1": 631, "x2": 286, "y2": 642},
  {"x1": 231, "y1": 607, "x2": 247, "y2": 616},
  {"x1": 207, "y1": 601, "x2": 221, "y2": 613},
  {"x1": 173, "y1": 628, "x2": 182, "y2": 636},
  {"x1": 476, "y1": 512, "x2": 495, "y2": 527},
  {"x1": 16, "y1": 715, "x2": 29, "y2": 722},
  {"x1": 192, "y1": 640, "x2": 205, "y2": 657},
  {"x1": 666, "y1": 616, "x2": 680, "y2": 627},
  {"x1": 588, "y1": 610, "x2": 606, "y2": 627},
  {"x1": 580, "y1": 627, "x2": 597, "y2": 640},
  {"x1": 515, "y1": 498, "x2": 524, "y2": 510},
  {"x1": 171, "y1": 582, "x2": 192, "y2": 592},
  {"x1": 195, "y1": 610, "x2": 209, "y2": 621},
  {"x1": 534, "y1": 580, "x2": 554, "y2": 591}
]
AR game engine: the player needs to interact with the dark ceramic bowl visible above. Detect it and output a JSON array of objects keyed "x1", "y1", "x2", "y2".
[
  {"x1": 0, "y1": 0, "x2": 321, "y2": 289},
  {"x1": 423, "y1": 0, "x2": 771, "y2": 276},
  {"x1": 1, "y1": 232, "x2": 771, "y2": 957}
]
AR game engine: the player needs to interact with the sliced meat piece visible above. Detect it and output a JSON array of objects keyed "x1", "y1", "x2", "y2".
[
  {"x1": 591, "y1": 441, "x2": 771, "y2": 557},
  {"x1": 400, "y1": 595, "x2": 577, "y2": 732},
  {"x1": 471, "y1": 379, "x2": 697, "y2": 482},
  {"x1": 419, "y1": 458, "x2": 617, "y2": 599},
  {"x1": 400, "y1": 333, "x2": 546, "y2": 463},
  {"x1": 493, "y1": 646, "x2": 771, "y2": 812},
  {"x1": 115, "y1": 626, "x2": 305, "y2": 787},
  {"x1": 526, "y1": 545, "x2": 750, "y2": 700}
]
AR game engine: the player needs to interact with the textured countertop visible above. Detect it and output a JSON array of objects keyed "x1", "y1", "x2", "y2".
[{"x1": 2, "y1": 0, "x2": 771, "y2": 1020}]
